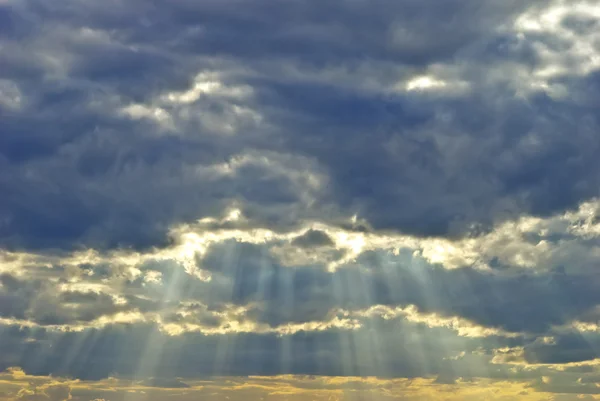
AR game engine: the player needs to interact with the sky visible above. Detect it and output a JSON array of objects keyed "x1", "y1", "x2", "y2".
[{"x1": 1, "y1": 0, "x2": 600, "y2": 399}]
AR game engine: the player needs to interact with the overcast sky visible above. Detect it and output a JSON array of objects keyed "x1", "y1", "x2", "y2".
[{"x1": 2, "y1": 0, "x2": 600, "y2": 400}]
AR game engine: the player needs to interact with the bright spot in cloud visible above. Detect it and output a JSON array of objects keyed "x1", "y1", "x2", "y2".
[{"x1": 405, "y1": 76, "x2": 447, "y2": 91}]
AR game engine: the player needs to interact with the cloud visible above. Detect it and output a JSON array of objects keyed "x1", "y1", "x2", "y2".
[
  {"x1": 524, "y1": 333, "x2": 600, "y2": 365},
  {"x1": 0, "y1": 314, "x2": 511, "y2": 380},
  {"x1": 2, "y1": 0, "x2": 600, "y2": 252},
  {"x1": 2, "y1": 0, "x2": 600, "y2": 396},
  {"x1": 2, "y1": 207, "x2": 600, "y2": 379},
  {"x1": 139, "y1": 377, "x2": 190, "y2": 388},
  {"x1": 291, "y1": 229, "x2": 335, "y2": 248},
  {"x1": 0, "y1": 369, "x2": 566, "y2": 401},
  {"x1": 15, "y1": 382, "x2": 72, "y2": 401}
]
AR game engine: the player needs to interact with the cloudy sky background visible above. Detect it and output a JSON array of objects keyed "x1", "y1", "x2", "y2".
[{"x1": 2, "y1": 0, "x2": 600, "y2": 399}]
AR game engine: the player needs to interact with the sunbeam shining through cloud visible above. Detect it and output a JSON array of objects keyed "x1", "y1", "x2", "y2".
[{"x1": 2, "y1": 0, "x2": 600, "y2": 399}]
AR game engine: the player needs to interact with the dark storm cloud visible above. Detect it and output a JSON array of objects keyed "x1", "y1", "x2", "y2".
[
  {"x1": 0, "y1": 126, "x2": 303, "y2": 250},
  {"x1": 3, "y1": 0, "x2": 598, "y2": 251},
  {"x1": 23, "y1": 0, "x2": 538, "y2": 65}
]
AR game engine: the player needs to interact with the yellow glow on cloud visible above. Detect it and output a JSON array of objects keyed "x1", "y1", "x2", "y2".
[
  {"x1": 331, "y1": 231, "x2": 366, "y2": 262},
  {"x1": 6, "y1": 198, "x2": 600, "y2": 285},
  {"x1": 3, "y1": 198, "x2": 600, "y2": 337},
  {"x1": 0, "y1": 369, "x2": 564, "y2": 401},
  {"x1": 355, "y1": 305, "x2": 518, "y2": 338},
  {"x1": 159, "y1": 308, "x2": 361, "y2": 337}
]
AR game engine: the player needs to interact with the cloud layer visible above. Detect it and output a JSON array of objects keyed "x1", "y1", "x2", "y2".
[{"x1": 2, "y1": 0, "x2": 600, "y2": 398}]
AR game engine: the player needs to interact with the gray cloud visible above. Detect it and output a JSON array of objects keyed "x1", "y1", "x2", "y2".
[
  {"x1": 3, "y1": 0, "x2": 599, "y2": 251},
  {"x1": 524, "y1": 333, "x2": 600, "y2": 365},
  {"x1": 0, "y1": 319, "x2": 511, "y2": 381},
  {"x1": 292, "y1": 230, "x2": 335, "y2": 248}
]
